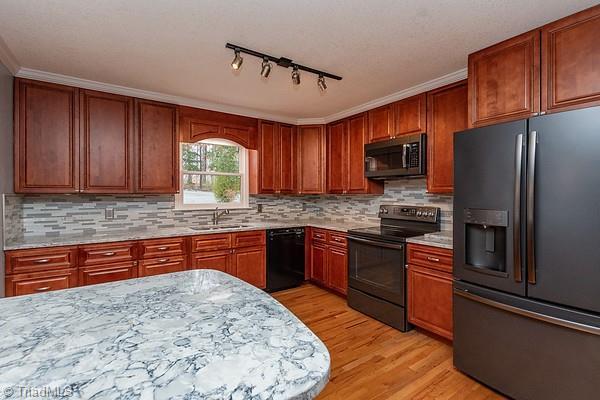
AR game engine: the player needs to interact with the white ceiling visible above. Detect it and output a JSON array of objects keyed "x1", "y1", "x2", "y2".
[{"x1": 0, "y1": 0, "x2": 597, "y2": 123}]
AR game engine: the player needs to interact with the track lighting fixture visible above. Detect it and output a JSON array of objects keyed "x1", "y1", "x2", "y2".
[
  {"x1": 225, "y1": 43, "x2": 342, "y2": 89},
  {"x1": 260, "y1": 58, "x2": 272, "y2": 78},
  {"x1": 291, "y1": 66, "x2": 301, "y2": 85},
  {"x1": 317, "y1": 75, "x2": 327, "y2": 92},
  {"x1": 230, "y1": 49, "x2": 243, "y2": 70}
]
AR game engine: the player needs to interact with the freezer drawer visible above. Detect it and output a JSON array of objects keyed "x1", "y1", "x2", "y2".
[{"x1": 453, "y1": 281, "x2": 600, "y2": 400}]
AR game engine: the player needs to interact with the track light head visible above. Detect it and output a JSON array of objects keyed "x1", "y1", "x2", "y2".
[
  {"x1": 260, "y1": 58, "x2": 272, "y2": 78},
  {"x1": 231, "y1": 49, "x2": 243, "y2": 70},
  {"x1": 291, "y1": 66, "x2": 301, "y2": 85},
  {"x1": 317, "y1": 75, "x2": 327, "y2": 91}
]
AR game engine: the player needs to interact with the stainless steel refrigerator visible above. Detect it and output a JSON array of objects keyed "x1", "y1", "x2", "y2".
[{"x1": 453, "y1": 106, "x2": 600, "y2": 400}]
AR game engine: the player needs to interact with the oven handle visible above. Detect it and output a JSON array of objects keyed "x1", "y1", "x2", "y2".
[{"x1": 348, "y1": 236, "x2": 404, "y2": 251}]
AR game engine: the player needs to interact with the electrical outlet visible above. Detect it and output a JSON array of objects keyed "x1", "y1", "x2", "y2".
[
  {"x1": 105, "y1": 208, "x2": 115, "y2": 220},
  {"x1": 257, "y1": 204, "x2": 263, "y2": 213}
]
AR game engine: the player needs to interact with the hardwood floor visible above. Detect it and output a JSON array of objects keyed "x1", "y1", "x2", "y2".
[{"x1": 273, "y1": 284, "x2": 504, "y2": 400}]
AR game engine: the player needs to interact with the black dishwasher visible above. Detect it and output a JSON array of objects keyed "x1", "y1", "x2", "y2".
[{"x1": 267, "y1": 228, "x2": 305, "y2": 292}]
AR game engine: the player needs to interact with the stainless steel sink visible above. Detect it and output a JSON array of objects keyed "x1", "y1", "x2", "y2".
[{"x1": 190, "y1": 224, "x2": 252, "y2": 231}]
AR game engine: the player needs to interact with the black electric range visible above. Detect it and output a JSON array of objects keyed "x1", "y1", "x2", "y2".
[{"x1": 347, "y1": 205, "x2": 441, "y2": 331}]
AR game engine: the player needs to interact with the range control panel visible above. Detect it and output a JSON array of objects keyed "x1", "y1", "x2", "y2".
[{"x1": 378, "y1": 204, "x2": 440, "y2": 223}]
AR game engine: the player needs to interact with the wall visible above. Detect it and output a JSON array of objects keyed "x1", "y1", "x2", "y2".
[
  {"x1": 3, "y1": 179, "x2": 452, "y2": 245},
  {"x1": 0, "y1": 61, "x2": 14, "y2": 297}
]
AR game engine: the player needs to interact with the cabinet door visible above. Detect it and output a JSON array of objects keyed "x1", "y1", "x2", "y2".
[
  {"x1": 346, "y1": 113, "x2": 382, "y2": 194},
  {"x1": 394, "y1": 94, "x2": 426, "y2": 136},
  {"x1": 408, "y1": 265, "x2": 453, "y2": 340},
  {"x1": 232, "y1": 246, "x2": 266, "y2": 289},
  {"x1": 297, "y1": 125, "x2": 326, "y2": 194},
  {"x1": 542, "y1": 5, "x2": 600, "y2": 113},
  {"x1": 14, "y1": 79, "x2": 79, "y2": 193},
  {"x1": 368, "y1": 104, "x2": 394, "y2": 143},
  {"x1": 80, "y1": 90, "x2": 134, "y2": 193},
  {"x1": 5, "y1": 269, "x2": 77, "y2": 297},
  {"x1": 258, "y1": 120, "x2": 278, "y2": 193},
  {"x1": 326, "y1": 120, "x2": 347, "y2": 194},
  {"x1": 191, "y1": 250, "x2": 231, "y2": 274},
  {"x1": 79, "y1": 262, "x2": 138, "y2": 286},
  {"x1": 426, "y1": 81, "x2": 468, "y2": 193},
  {"x1": 278, "y1": 124, "x2": 297, "y2": 193},
  {"x1": 135, "y1": 99, "x2": 179, "y2": 193},
  {"x1": 327, "y1": 246, "x2": 348, "y2": 295},
  {"x1": 468, "y1": 30, "x2": 540, "y2": 127},
  {"x1": 310, "y1": 242, "x2": 327, "y2": 285}
]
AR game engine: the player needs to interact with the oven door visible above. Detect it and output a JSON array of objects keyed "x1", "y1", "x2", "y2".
[{"x1": 348, "y1": 236, "x2": 406, "y2": 306}]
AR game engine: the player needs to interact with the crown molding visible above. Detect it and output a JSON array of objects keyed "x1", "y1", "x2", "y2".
[
  {"x1": 0, "y1": 36, "x2": 19, "y2": 74},
  {"x1": 312, "y1": 68, "x2": 468, "y2": 124},
  {"x1": 13, "y1": 66, "x2": 467, "y2": 126}
]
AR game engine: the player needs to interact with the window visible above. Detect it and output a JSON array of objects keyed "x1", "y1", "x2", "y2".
[{"x1": 176, "y1": 139, "x2": 249, "y2": 209}]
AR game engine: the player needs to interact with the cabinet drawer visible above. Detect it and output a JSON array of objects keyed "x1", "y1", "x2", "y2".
[
  {"x1": 407, "y1": 264, "x2": 453, "y2": 340},
  {"x1": 6, "y1": 246, "x2": 78, "y2": 274},
  {"x1": 232, "y1": 230, "x2": 265, "y2": 248},
  {"x1": 139, "y1": 256, "x2": 186, "y2": 277},
  {"x1": 327, "y1": 231, "x2": 347, "y2": 248},
  {"x1": 78, "y1": 262, "x2": 137, "y2": 286},
  {"x1": 5, "y1": 269, "x2": 77, "y2": 297},
  {"x1": 139, "y1": 237, "x2": 186, "y2": 259},
  {"x1": 311, "y1": 229, "x2": 327, "y2": 243},
  {"x1": 407, "y1": 244, "x2": 453, "y2": 273},
  {"x1": 191, "y1": 250, "x2": 231, "y2": 273},
  {"x1": 79, "y1": 242, "x2": 137, "y2": 266},
  {"x1": 191, "y1": 234, "x2": 231, "y2": 252}
]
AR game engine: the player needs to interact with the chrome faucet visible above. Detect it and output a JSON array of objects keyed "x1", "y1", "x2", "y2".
[{"x1": 212, "y1": 207, "x2": 230, "y2": 225}]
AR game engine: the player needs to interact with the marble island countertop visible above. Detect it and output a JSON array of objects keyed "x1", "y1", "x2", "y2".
[{"x1": 0, "y1": 270, "x2": 330, "y2": 400}]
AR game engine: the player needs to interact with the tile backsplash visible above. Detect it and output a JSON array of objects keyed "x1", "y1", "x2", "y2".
[{"x1": 3, "y1": 179, "x2": 453, "y2": 242}]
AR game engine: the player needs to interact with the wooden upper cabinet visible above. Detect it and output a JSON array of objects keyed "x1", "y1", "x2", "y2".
[
  {"x1": 427, "y1": 81, "x2": 468, "y2": 194},
  {"x1": 468, "y1": 30, "x2": 540, "y2": 127},
  {"x1": 278, "y1": 124, "x2": 296, "y2": 194},
  {"x1": 368, "y1": 103, "x2": 395, "y2": 142},
  {"x1": 14, "y1": 78, "x2": 79, "y2": 193},
  {"x1": 135, "y1": 99, "x2": 179, "y2": 193},
  {"x1": 297, "y1": 125, "x2": 326, "y2": 194},
  {"x1": 394, "y1": 94, "x2": 426, "y2": 136},
  {"x1": 258, "y1": 120, "x2": 278, "y2": 193},
  {"x1": 541, "y1": 5, "x2": 600, "y2": 113},
  {"x1": 326, "y1": 120, "x2": 347, "y2": 194},
  {"x1": 347, "y1": 113, "x2": 382, "y2": 194},
  {"x1": 80, "y1": 90, "x2": 134, "y2": 193}
]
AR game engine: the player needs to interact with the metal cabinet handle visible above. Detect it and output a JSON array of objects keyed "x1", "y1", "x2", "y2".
[
  {"x1": 427, "y1": 256, "x2": 440, "y2": 262},
  {"x1": 34, "y1": 259, "x2": 50, "y2": 264},
  {"x1": 157, "y1": 246, "x2": 169, "y2": 251},
  {"x1": 35, "y1": 286, "x2": 51, "y2": 292},
  {"x1": 157, "y1": 258, "x2": 169, "y2": 263},
  {"x1": 103, "y1": 252, "x2": 116, "y2": 257}
]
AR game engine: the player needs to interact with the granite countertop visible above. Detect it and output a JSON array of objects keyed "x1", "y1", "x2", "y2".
[
  {"x1": 406, "y1": 230, "x2": 453, "y2": 250},
  {"x1": 0, "y1": 270, "x2": 330, "y2": 400},
  {"x1": 3, "y1": 219, "x2": 377, "y2": 251}
]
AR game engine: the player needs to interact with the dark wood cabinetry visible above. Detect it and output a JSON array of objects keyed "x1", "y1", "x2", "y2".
[
  {"x1": 79, "y1": 263, "x2": 137, "y2": 286},
  {"x1": 5, "y1": 269, "x2": 78, "y2": 297},
  {"x1": 541, "y1": 5, "x2": 600, "y2": 113},
  {"x1": 232, "y1": 246, "x2": 266, "y2": 289},
  {"x1": 407, "y1": 244, "x2": 453, "y2": 340},
  {"x1": 426, "y1": 81, "x2": 468, "y2": 193},
  {"x1": 468, "y1": 30, "x2": 541, "y2": 127},
  {"x1": 14, "y1": 79, "x2": 80, "y2": 193},
  {"x1": 368, "y1": 103, "x2": 395, "y2": 142},
  {"x1": 135, "y1": 99, "x2": 179, "y2": 193},
  {"x1": 80, "y1": 90, "x2": 134, "y2": 193},
  {"x1": 327, "y1": 114, "x2": 383, "y2": 195},
  {"x1": 367, "y1": 94, "x2": 426, "y2": 143},
  {"x1": 297, "y1": 125, "x2": 326, "y2": 194},
  {"x1": 309, "y1": 229, "x2": 348, "y2": 296},
  {"x1": 258, "y1": 121, "x2": 296, "y2": 194}
]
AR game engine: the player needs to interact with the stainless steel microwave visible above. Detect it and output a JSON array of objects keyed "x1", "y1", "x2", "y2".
[{"x1": 364, "y1": 133, "x2": 426, "y2": 179}]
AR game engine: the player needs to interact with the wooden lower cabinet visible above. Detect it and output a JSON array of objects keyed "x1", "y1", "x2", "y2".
[
  {"x1": 327, "y1": 246, "x2": 348, "y2": 295},
  {"x1": 407, "y1": 244, "x2": 454, "y2": 340},
  {"x1": 309, "y1": 229, "x2": 348, "y2": 296},
  {"x1": 139, "y1": 256, "x2": 186, "y2": 277},
  {"x1": 309, "y1": 242, "x2": 327, "y2": 285},
  {"x1": 5, "y1": 269, "x2": 77, "y2": 297},
  {"x1": 79, "y1": 262, "x2": 138, "y2": 286},
  {"x1": 232, "y1": 246, "x2": 266, "y2": 289},
  {"x1": 191, "y1": 250, "x2": 231, "y2": 273}
]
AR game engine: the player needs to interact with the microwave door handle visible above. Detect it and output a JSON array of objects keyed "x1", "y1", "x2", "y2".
[{"x1": 402, "y1": 144, "x2": 408, "y2": 168}]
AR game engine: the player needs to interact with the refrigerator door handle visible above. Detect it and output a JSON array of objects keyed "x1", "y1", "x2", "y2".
[
  {"x1": 527, "y1": 131, "x2": 538, "y2": 284},
  {"x1": 454, "y1": 288, "x2": 600, "y2": 336},
  {"x1": 513, "y1": 133, "x2": 524, "y2": 282}
]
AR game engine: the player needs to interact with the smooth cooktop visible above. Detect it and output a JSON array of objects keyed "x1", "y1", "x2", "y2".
[{"x1": 348, "y1": 223, "x2": 440, "y2": 242}]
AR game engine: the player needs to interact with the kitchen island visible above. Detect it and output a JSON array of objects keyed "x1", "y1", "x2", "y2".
[{"x1": 0, "y1": 270, "x2": 330, "y2": 399}]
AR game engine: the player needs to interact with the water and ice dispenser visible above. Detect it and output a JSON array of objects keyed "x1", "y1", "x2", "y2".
[{"x1": 463, "y1": 209, "x2": 508, "y2": 275}]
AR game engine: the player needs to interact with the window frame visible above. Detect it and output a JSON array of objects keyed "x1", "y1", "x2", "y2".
[{"x1": 175, "y1": 139, "x2": 249, "y2": 210}]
